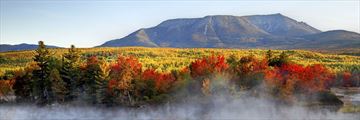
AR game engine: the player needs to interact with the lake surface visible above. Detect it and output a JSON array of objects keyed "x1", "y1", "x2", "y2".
[
  {"x1": 1, "y1": 97, "x2": 359, "y2": 120},
  {"x1": 332, "y1": 87, "x2": 360, "y2": 106}
]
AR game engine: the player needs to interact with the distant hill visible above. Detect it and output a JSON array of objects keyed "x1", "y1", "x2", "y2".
[
  {"x1": 298, "y1": 30, "x2": 360, "y2": 49},
  {"x1": 100, "y1": 13, "x2": 359, "y2": 49},
  {"x1": 0, "y1": 43, "x2": 60, "y2": 52}
]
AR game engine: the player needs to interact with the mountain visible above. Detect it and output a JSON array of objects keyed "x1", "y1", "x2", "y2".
[
  {"x1": 100, "y1": 13, "x2": 359, "y2": 49},
  {"x1": 0, "y1": 43, "x2": 60, "y2": 52},
  {"x1": 298, "y1": 30, "x2": 360, "y2": 49}
]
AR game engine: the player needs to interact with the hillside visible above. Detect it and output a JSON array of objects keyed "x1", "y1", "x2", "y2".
[{"x1": 100, "y1": 14, "x2": 359, "y2": 49}]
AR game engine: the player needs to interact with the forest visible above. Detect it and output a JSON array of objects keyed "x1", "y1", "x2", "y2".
[{"x1": 0, "y1": 41, "x2": 359, "y2": 108}]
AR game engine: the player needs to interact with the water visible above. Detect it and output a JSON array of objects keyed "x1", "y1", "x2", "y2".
[
  {"x1": 332, "y1": 87, "x2": 360, "y2": 105},
  {"x1": 1, "y1": 97, "x2": 359, "y2": 120}
]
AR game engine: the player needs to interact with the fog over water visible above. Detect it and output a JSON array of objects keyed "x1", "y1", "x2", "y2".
[{"x1": 1, "y1": 96, "x2": 359, "y2": 120}]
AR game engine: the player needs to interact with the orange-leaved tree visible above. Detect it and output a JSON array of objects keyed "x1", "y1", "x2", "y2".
[{"x1": 109, "y1": 55, "x2": 142, "y2": 104}]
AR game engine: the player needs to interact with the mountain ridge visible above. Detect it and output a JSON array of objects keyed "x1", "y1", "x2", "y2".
[
  {"x1": 100, "y1": 13, "x2": 358, "y2": 49},
  {"x1": 0, "y1": 43, "x2": 60, "y2": 52}
]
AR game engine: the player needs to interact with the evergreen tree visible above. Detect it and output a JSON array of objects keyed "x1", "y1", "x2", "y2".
[
  {"x1": 60, "y1": 45, "x2": 80, "y2": 101},
  {"x1": 266, "y1": 50, "x2": 274, "y2": 61},
  {"x1": 267, "y1": 50, "x2": 289, "y2": 67},
  {"x1": 227, "y1": 54, "x2": 239, "y2": 73},
  {"x1": 278, "y1": 51, "x2": 289, "y2": 65},
  {"x1": 32, "y1": 41, "x2": 53, "y2": 104},
  {"x1": 50, "y1": 69, "x2": 67, "y2": 103},
  {"x1": 83, "y1": 56, "x2": 101, "y2": 104}
]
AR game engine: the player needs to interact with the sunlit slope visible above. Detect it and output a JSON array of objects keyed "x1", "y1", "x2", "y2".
[{"x1": 0, "y1": 47, "x2": 359, "y2": 74}]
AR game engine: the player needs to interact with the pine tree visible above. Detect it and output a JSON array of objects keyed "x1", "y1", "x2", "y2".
[
  {"x1": 60, "y1": 45, "x2": 80, "y2": 101},
  {"x1": 278, "y1": 51, "x2": 289, "y2": 65},
  {"x1": 50, "y1": 69, "x2": 67, "y2": 103},
  {"x1": 32, "y1": 41, "x2": 53, "y2": 105},
  {"x1": 267, "y1": 50, "x2": 289, "y2": 67},
  {"x1": 265, "y1": 50, "x2": 274, "y2": 63},
  {"x1": 83, "y1": 56, "x2": 101, "y2": 104}
]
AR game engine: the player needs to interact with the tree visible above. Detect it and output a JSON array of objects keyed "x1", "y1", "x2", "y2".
[
  {"x1": 141, "y1": 69, "x2": 175, "y2": 94},
  {"x1": 279, "y1": 52, "x2": 289, "y2": 65},
  {"x1": 265, "y1": 63, "x2": 334, "y2": 101},
  {"x1": 266, "y1": 50, "x2": 274, "y2": 61},
  {"x1": 95, "y1": 60, "x2": 111, "y2": 104},
  {"x1": 265, "y1": 63, "x2": 305, "y2": 100},
  {"x1": 189, "y1": 55, "x2": 228, "y2": 78},
  {"x1": 60, "y1": 45, "x2": 81, "y2": 101},
  {"x1": 83, "y1": 56, "x2": 101, "y2": 104},
  {"x1": 189, "y1": 55, "x2": 229, "y2": 96},
  {"x1": 170, "y1": 67, "x2": 193, "y2": 98},
  {"x1": 135, "y1": 69, "x2": 157, "y2": 101},
  {"x1": 0, "y1": 79, "x2": 15, "y2": 102},
  {"x1": 81, "y1": 56, "x2": 112, "y2": 104},
  {"x1": 340, "y1": 71, "x2": 360, "y2": 87},
  {"x1": 267, "y1": 51, "x2": 289, "y2": 67},
  {"x1": 50, "y1": 69, "x2": 67, "y2": 103},
  {"x1": 110, "y1": 56, "x2": 142, "y2": 105},
  {"x1": 12, "y1": 63, "x2": 37, "y2": 102},
  {"x1": 32, "y1": 41, "x2": 53, "y2": 104},
  {"x1": 230, "y1": 55, "x2": 268, "y2": 89}
]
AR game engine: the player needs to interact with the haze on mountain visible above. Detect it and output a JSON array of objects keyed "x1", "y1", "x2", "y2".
[{"x1": 100, "y1": 13, "x2": 360, "y2": 49}]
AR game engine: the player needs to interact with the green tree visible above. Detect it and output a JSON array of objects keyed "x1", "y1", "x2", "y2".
[
  {"x1": 50, "y1": 69, "x2": 67, "y2": 103},
  {"x1": 267, "y1": 50, "x2": 289, "y2": 67},
  {"x1": 266, "y1": 50, "x2": 274, "y2": 61},
  {"x1": 83, "y1": 56, "x2": 108, "y2": 104},
  {"x1": 32, "y1": 41, "x2": 53, "y2": 104},
  {"x1": 60, "y1": 45, "x2": 81, "y2": 101},
  {"x1": 278, "y1": 51, "x2": 289, "y2": 65}
]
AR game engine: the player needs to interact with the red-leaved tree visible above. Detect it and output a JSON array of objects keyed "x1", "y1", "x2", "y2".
[
  {"x1": 190, "y1": 55, "x2": 228, "y2": 78},
  {"x1": 265, "y1": 63, "x2": 334, "y2": 99}
]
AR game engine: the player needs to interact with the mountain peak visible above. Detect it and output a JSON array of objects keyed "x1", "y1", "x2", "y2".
[
  {"x1": 100, "y1": 13, "x2": 357, "y2": 49},
  {"x1": 271, "y1": 13, "x2": 284, "y2": 16},
  {"x1": 243, "y1": 14, "x2": 321, "y2": 36}
]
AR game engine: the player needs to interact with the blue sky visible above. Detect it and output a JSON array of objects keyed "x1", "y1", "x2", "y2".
[{"x1": 0, "y1": 0, "x2": 359, "y2": 47}]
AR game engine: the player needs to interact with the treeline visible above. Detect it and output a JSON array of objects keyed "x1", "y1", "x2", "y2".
[{"x1": 0, "y1": 41, "x2": 359, "y2": 105}]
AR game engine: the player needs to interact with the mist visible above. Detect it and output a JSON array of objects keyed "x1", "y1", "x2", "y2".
[{"x1": 1, "y1": 94, "x2": 359, "y2": 120}]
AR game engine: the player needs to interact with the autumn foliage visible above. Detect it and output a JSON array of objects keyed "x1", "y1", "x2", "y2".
[
  {"x1": 1, "y1": 42, "x2": 359, "y2": 105},
  {"x1": 0, "y1": 79, "x2": 14, "y2": 98},
  {"x1": 229, "y1": 55, "x2": 268, "y2": 89},
  {"x1": 141, "y1": 69, "x2": 175, "y2": 94},
  {"x1": 110, "y1": 56, "x2": 142, "y2": 91},
  {"x1": 265, "y1": 63, "x2": 334, "y2": 99},
  {"x1": 190, "y1": 55, "x2": 228, "y2": 78},
  {"x1": 339, "y1": 71, "x2": 360, "y2": 87}
]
